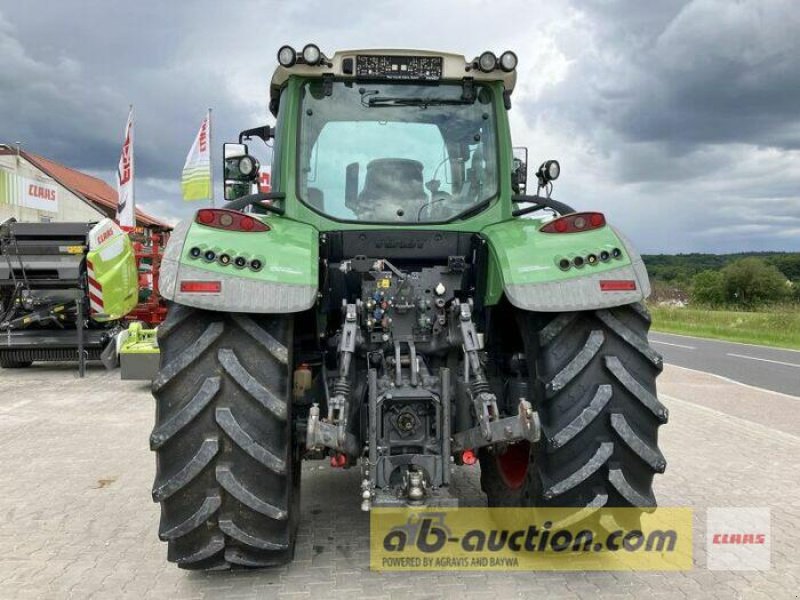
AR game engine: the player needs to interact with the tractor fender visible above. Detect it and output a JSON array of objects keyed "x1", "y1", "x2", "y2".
[
  {"x1": 481, "y1": 219, "x2": 650, "y2": 312},
  {"x1": 159, "y1": 216, "x2": 319, "y2": 313}
]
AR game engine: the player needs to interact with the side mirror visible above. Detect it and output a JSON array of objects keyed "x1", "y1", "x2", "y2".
[
  {"x1": 223, "y1": 143, "x2": 260, "y2": 201},
  {"x1": 512, "y1": 146, "x2": 528, "y2": 194}
]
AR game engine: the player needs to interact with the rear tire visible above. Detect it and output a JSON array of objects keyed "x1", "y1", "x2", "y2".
[
  {"x1": 522, "y1": 303, "x2": 667, "y2": 510},
  {"x1": 151, "y1": 303, "x2": 300, "y2": 569}
]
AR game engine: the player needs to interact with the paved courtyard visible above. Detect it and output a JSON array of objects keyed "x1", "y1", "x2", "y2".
[{"x1": 0, "y1": 362, "x2": 798, "y2": 599}]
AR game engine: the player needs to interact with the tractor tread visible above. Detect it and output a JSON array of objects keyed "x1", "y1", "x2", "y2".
[
  {"x1": 605, "y1": 356, "x2": 669, "y2": 423},
  {"x1": 159, "y1": 494, "x2": 221, "y2": 541},
  {"x1": 550, "y1": 492, "x2": 609, "y2": 529},
  {"x1": 628, "y1": 301, "x2": 652, "y2": 325},
  {"x1": 152, "y1": 321, "x2": 224, "y2": 392},
  {"x1": 150, "y1": 377, "x2": 220, "y2": 450},
  {"x1": 537, "y1": 313, "x2": 577, "y2": 348},
  {"x1": 544, "y1": 441, "x2": 614, "y2": 498},
  {"x1": 216, "y1": 407, "x2": 287, "y2": 474},
  {"x1": 216, "y1": 466, "x2": 288, "y2": 520},
  {"x1": 224, "y1": 546, "x2": 286, "y2": 568},
  {"x1": 545, "y1": 330, "x2": 604, "y2": 398},
  {"x1": 219, "y1": 518, "x2": 289, "y2": 551},
  {"x1": 172, "y1": 534, "x2": 225, "y2": 566},
  {"x1": 549, "y1": 384, "x2": 612, "y2": 450},
  {"x1": 152, "y1": 304, "x2": 298, "y2": 570},
  {"x1": 232, "y1": 314, "x2": 288, "y2": 365},
  {"x1": 611, "y1": 413, "x2": 667, "y2": 472},
  {"x1": 157, "y1": 302, "x2": 195, "y2": 339},
  {"x1": 218, "y1": 348, "x2": 287, "y2": 420},
  {"x1": 517, "y1": 305, "x2": 666, "y2": 510},
  {"x1": 596, "y1": 310, "x2": 663, "y2": 370},
  {"x1": 609, "y1": 468, "x2": 656, "y2": 509},
  {"x1": 152, "y1": 438, "x2": 218, "y2": 502}
]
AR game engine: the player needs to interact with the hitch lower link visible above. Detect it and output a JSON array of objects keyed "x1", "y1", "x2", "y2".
[
  {"x1": 306, "y1": 303, "x2": 360, "y2": 457},
  {"x1": 450, "y1": 301, "x2": 541, "y2": 453}
]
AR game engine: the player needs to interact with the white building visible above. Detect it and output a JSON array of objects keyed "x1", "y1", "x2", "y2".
[{"x1": 0, "y1": 144, "x2": 168, "y2": 234}]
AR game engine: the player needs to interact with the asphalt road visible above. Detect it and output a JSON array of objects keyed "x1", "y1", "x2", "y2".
[{"x1": 649, "y1": 332, "x2": 799, "y2": 397}]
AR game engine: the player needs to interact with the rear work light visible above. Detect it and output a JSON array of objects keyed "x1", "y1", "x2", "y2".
[
  {"x1": 540, "y1": 212, "x2": 606, "y2": 234},
  {"x1": 180, "y1": 280, "x2": 221, "y2": 293},
  {"x1": 195, "y1": 209, "x2": 270, "y2": 232}
]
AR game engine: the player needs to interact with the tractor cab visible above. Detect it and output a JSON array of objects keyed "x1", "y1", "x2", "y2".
[{"x1": 224, "y1": 47, "x2": 526, "y2": 227}]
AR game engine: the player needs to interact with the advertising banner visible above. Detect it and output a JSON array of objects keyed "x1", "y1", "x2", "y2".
[{"x1": 0, "y1": 168, "x2": 58, "y2": 213}]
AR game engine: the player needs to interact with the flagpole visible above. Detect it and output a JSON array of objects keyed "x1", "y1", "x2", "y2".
[
  {"x1": 130, "y1": 104, "x2": 135, "y2": 227},
  {"x1": 208, "y1": 107, "x2": 214, "y2": 208}
]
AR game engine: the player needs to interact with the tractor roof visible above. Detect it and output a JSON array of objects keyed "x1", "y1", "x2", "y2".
[{"x1": 269, "y1": 47, "x2": 517, "y2": 114}]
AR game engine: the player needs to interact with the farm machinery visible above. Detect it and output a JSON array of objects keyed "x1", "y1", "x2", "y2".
[
  {"x1": 0, "y1": 218, "x2": 167, "y2": 376},
  {"x1": 150, "y1": 46, "x2": 667, "y2": 569}
]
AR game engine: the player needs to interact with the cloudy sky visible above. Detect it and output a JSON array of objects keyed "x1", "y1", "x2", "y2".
[{"x1": 1, "y1": 0, "x2": 799, "y2": 253}]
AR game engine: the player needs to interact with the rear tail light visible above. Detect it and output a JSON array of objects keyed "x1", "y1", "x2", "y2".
[
  {"x1": 600, "y1": 280, "x2": 637, "y2": 292},
  {"x1": 195, "y1": 209, "x2": 269, "y2": 232},
  {"x1": 180, "y1": 280, "x2": 221, "y2": 293},
  {"x1": 540, "y1": 212, "x2": 606, "y2": 234}
]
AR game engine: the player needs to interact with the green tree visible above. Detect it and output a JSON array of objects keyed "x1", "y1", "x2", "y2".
[
  {"x1": 768, "y1": 255, "x2": 800, "y2": 280},
  {"x1": 691, "y1": 270, "x2": 725, "y2": 305},
  {"x1": 722, "y1": 258, "x2": 790, "y2": 307}
]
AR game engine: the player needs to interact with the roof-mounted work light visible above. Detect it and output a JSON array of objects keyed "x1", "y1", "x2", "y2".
[
  {"x1": 277, "y1": 45, "x2": 297, "y2": 67},
  {"x1": 477, "y1": 51, "x2": 497, "y2": 72},
  {"x1": 302, "y1": 44, "x2": 322, "y2": 66},
  {"x1": 499, "y1": 51, "x2": 518, "y2": 72}
]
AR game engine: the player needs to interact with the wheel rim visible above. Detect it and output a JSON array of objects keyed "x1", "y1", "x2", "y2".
[{"x1": 495, "y1": 441, "x2": 530, "y2": 490}]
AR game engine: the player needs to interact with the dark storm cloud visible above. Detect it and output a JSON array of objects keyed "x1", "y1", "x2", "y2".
[
  {"x1": 612, "y1": 0, "x2": 800, "y2": 151},
  {"x1": 537, "y1": 0, "x2": 800, "y2": 157},
  {"x1": 0, "y1": 1, "x2": 267, "y2": 183},
  {"x1": 0, "y1": 0, "x2": 798, "y2": 251}
]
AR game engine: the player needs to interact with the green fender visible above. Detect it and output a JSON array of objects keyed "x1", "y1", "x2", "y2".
[
  {"x1": 481, "y1": 218, "x2": 650, "y2": 312},
  {"x1": 159, "y1": 215, "x2": 319, "y2": 313}
]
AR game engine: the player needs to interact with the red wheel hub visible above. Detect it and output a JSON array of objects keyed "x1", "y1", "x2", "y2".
[{"x1": 496, "y1": 442, "x2": 531, "y2": 489}]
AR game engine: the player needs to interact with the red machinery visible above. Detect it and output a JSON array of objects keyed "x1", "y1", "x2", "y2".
[{"x1": 127, "y1": 230, "x2": 169, "y2": 326}]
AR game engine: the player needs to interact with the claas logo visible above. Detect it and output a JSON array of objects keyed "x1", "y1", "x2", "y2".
[
  {"x1": 119, "y1": 132, "x2": 132, "y2": 185},
  {"x1": 199, "y1": 120, "x2": 208, "y2": 153},
  {"x1": 27, "y1": 184, "x2": 55, "y2": 201},
  {"x1": 97, "y1": 228, "x2": 115, "y2": 245}
]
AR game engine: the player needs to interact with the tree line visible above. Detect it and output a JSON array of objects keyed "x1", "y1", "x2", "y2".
[{"x1": 642, "y1": 252, "x2": 800, "y2": 307}]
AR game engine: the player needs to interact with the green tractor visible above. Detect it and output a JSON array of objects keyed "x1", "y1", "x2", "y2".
[{"x1": 151, "y1": 46, "x2": 667, "y2": 569}]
